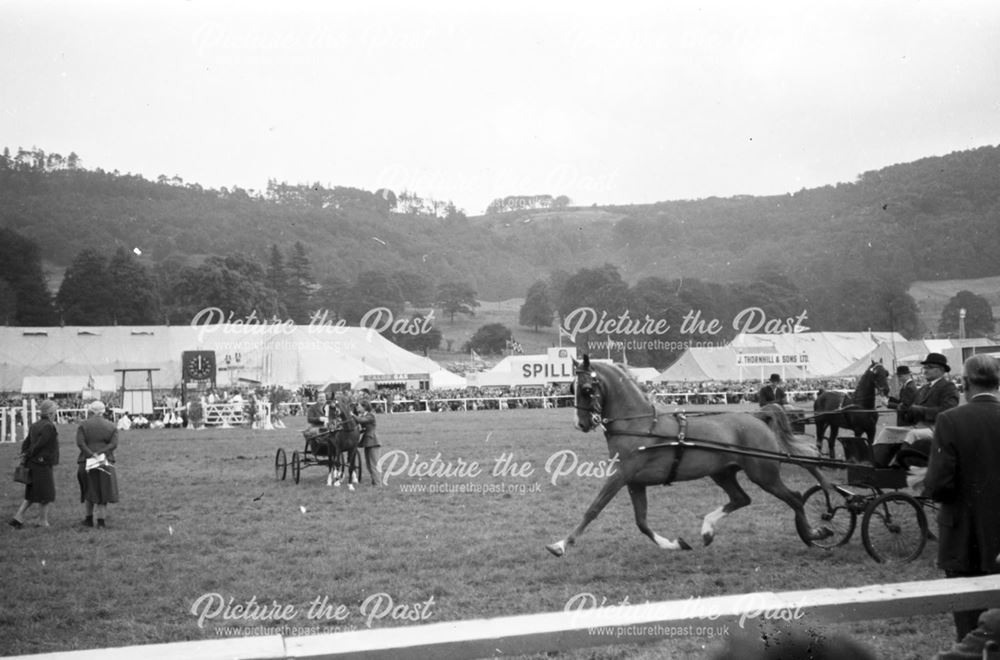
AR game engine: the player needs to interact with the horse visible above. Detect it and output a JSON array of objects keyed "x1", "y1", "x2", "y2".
[
  {"x1": 546, "y1": 355, "x2": 834, "y2": 557},
  {"x1": 324, "y1": 394, "x2": 362, "y2": 489},
  {"x1": 812, "y1": 361, "x2": 890, "y2": 463}
]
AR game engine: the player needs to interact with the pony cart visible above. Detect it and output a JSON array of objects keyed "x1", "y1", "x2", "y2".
[
  {"x1": 274, "y1": 403, "x2": 362, "y2": 487},
  {"x1": 802, "y1": 463, "x2": 935, "y2": 563},
  {"x1": 547, "y1": 355, "x2": 934, "y2": 564}
]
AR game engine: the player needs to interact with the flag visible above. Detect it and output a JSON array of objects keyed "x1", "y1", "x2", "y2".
[{"x1": 558, "y1": 325, "x2": 576, "y2": 343}]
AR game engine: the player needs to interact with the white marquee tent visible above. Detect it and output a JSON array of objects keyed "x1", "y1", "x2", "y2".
[
  {"x1": 0, "y1": 325, "x2": 461, "y2": 392},
  {"x1": 655, "y1": 331, "x2": 908, "y2": 382}
]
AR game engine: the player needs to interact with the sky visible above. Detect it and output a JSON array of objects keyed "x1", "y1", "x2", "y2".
[{"x1": 3, "y1": 0, "x2": 1000, "y2": 215}]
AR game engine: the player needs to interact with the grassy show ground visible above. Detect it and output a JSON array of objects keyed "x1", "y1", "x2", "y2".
[{"x1": 1, "y1": 407, "x2": 953, "y2": 658}]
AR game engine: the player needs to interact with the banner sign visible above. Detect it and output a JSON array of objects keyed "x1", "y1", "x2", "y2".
[{"x1": 736, "y1": 353, "x2": 810, "y2": 366}]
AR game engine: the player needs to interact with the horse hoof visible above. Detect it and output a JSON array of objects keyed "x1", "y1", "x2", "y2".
[
  {"x1": 702, "y1": 533, "x2": 714, "y2": 547},
  {"x1": 348, "y1": 484, "x2": 355, "y2": 492},
  {"x1": 546, "y1": 541, "x2": 566, "y2": 557},
  {"x1": 679, "y1": 538, "x2": 692, "y2": 551},
  {"x1": 813, "y1": 527, "x2": 834, "y2": 541}
]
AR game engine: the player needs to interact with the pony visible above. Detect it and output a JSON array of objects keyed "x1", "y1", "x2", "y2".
[
  {"x1": 324, "y1": 394, "x2": 362, "y2": 489},
  {"x1": 546, "y1": 355, "x2": 833, "y2": 557},
  {"x1": 812, "y1": 361, "x2": 890, "y2": 463}
]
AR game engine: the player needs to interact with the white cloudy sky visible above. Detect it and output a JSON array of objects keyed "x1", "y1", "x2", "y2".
[{"x1": 3, "y1": 0, "x2": 1000, "y2": 214}]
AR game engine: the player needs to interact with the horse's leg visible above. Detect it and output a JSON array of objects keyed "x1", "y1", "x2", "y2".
[
  {"x1": 814, "y1": 417, "x2": 826, "y2": 456},
  {"x1": 702, "y1": 467, "x2": 751, "y2": 546},
  {"x1": 829, "y1": 423, "x2": 843, "y2": 462},
  {"x1": 326, "y1": 438, "x2": 336, "y2": 487},
  {"x1": 628, "y1": 484, "x2": 692, "y2": 551},
  {"x1": 546, "y1": 471, "x2": 627, "y2": 557},
  {"x1": 744, "y1": 460, "x2": 833, "y2": 545}
]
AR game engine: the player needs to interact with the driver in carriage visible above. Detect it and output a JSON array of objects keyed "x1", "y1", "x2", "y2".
[
  {"x1": 758, "y1": 373, "x2": 788, "y2": 407},
  {"x1": 306, "y1": 391, "x2": 329, "y2": 429},
  {"x1": 873, "y1": 353, "x2": 960, "y2": 469}
]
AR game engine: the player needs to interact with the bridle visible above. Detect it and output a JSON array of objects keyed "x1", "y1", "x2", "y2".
[{"x1": 574, "y1": 366, "x2": 604, "y2": 430}]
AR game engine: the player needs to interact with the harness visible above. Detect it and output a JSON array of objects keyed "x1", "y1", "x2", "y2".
[{"x1": 575, "y1": 366, "x2": 693, "y2": 485}]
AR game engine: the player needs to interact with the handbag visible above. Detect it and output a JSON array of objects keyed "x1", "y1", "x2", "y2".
[{"x1": 13, "y1": 464, "x2": 31, "y2": 485}]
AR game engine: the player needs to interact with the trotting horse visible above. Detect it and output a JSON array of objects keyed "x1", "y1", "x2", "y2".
[
  {"x1": 324, "y1": 394, "x2": 362, "y2": 490},
  {"x1": 546, "y1": 355, "x2": 833, "y2": 557},
  {"x1": 812, "y1": 361, "x2": 890, "y2": 463}
]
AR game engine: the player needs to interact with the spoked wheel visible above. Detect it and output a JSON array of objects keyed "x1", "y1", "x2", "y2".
[
  {"x1": 292, "y1": 450, "x2": 302, "y2": 485},
  {"x1": 862, "y1": 492, "x2": 927, "y2": 563},
  {"x1": 274, "y1": 448, "x2": 287, "y2": 481},
  {"x1": 803, "y1": 485, "x2": 857, "y2": 548}
]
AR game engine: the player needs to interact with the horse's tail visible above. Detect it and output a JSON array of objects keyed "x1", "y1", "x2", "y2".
[{"x1": 753, "y1": 403, "x2": 820, "y2": 458}]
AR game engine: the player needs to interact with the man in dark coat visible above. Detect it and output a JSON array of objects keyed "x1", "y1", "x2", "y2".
[
  {"x1": 757, "y1": 373, "x2": 787, "y2": 407},
  {"x1": 923, "y1": 354, "x2": 1000, "y2": 642},
  {"x1": 902, "y1": 353, "x2": 960, "y2": 426},
  {"x1": 887, "y1": 365, "x2": 918, "y2": 426}
]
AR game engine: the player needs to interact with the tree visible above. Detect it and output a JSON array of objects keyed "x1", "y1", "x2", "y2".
[
  {"x1": 391, "y1": 270, "x2": 433, "y2": 306},
  {"x1": 266, "y1": 244, "x2": 288, "y2": 316},
  {"x1": 285, "y1": 242, "x2": 316, "y2": 323},
  {"x1": 342, "y1": 270, "x2": 406, "y2": 324},
  {"x1": 106, "y1": 247, "x2": 161, "y2": 324},
  {"x1": 388, "y1": 314, "x2": 443, "y2": 356},
  {"x1": 170, "y1": 255, "x2": 275, "y2": 322},
  {"x1": 464, "y1": 322, "x2": 512, "y2": 355},
  {"x1": 56, "y1": 249, "x2": 114, "y2": 324},
  {"x1": 519, "y1": 280, "x2": 554, "y2": 331},
  {"x1": 0, "y1": 279, "x2": 17, "y2": 325},
  {"x1": 437, "y1": 281, "x2": 479, "y2": 322},
  {"x1": 939, "y1": 290, "x2": 995, "y2": 338},
  {"x1": 557, "y1": 264, "x2": 629, "y2": 324},
  {"x1": 0, "y1": 227, "x2": 57, "y2": 325}
]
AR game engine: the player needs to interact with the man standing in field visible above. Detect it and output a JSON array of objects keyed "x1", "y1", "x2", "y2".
[{"x1": 923, "y1": 354, "x2": 1000, "y2": 642}]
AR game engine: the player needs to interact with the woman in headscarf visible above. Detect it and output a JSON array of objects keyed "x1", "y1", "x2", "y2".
[{"x1": 9, "y1": 399, "x2": 60, "y2": 528}]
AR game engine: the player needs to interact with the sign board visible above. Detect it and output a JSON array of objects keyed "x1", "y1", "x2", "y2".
[{"x1": 736, "y1": 353, "x2": 810, "y2": 366}]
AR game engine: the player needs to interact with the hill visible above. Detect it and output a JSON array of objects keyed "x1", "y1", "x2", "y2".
[{"x1": 3, "y1": 144, "x2": 1000, "y2": 330}]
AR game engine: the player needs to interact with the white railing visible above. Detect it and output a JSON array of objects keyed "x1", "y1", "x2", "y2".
[{"x1": 8, "y1": 575, "x2": 999, "y2": 659}]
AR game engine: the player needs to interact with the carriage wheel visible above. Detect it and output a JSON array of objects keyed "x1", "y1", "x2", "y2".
[
  {"x1": 274, "y1": 448, "x2": 287, "y2": 481},
  {"x1": 861, "y1": 492, "x2": 927, "y2": 563},
  {"x1": 802, "y1": 485, "x2": 856, "y2": 548},
  {"x1": 292, "y1": 450, "x2": 302, "y2": 485}
]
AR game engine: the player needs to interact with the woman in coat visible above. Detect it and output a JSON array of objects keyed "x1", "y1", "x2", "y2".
[{"x1": 9, "y1": 399, "x2": 59, "y2": 528}]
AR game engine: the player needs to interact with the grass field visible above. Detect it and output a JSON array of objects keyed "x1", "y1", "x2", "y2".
[{"x1": 0, "y1": 408, "x2": 956, "y2": 658}]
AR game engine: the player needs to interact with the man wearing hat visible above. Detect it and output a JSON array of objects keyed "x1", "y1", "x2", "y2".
[
  {"x1": 902, "y1": 353, "x2": 960, "y2": 427},
  {"x1": 924, "y1": 354, "x2": 1000, "y2": 642},
  {"x1": 76, "y1": 400, "x2": 119, "y2": 528},
  {"x1": 758, "y1": 373, "x2": 788, "y2": 408},
  {"x1": 887, "y1": 365, "x2": 918, "y2": 426}
]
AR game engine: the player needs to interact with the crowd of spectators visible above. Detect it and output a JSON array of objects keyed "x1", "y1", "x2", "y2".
[{"x1": 1, "y1": 373, "x2": 967, "y2": 428}]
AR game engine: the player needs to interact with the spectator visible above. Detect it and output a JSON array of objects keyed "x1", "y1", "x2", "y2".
[
  {"x1": 9, "y1": 399, "x2": 59, "y2": 529},
  {"x1": 923, "y1": 354, "x2": 1000, "y2": 642},
  {"x1": 76, "y1": 401, "x2": 120, "y2": 529}
]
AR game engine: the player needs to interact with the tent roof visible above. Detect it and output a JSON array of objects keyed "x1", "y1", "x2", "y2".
[
  {"x1": 0, "y1": 325, "x2": 444, "y2": 391},
  {"x1": 657, "y1": 332, "x2": 908, "y2": 381},
  {"x1": 21, "y1": 374, "x2": 117, "y2": 394}
]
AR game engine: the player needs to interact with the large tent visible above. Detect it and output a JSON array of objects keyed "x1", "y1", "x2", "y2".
[
  {"x1": 0, "y1": 325, "x2": 460, "y2": 392},
  {"x1": 835, "y1": 337, "x2": 1000, "y2": 376},
  {"x1": 655, "y1": 331, "x2": 908, "y2": 382}
]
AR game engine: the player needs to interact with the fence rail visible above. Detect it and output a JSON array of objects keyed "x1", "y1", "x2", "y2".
[{"x1": 9, "y1": 575, "x2": 1000, "y2": 660}]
